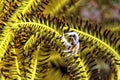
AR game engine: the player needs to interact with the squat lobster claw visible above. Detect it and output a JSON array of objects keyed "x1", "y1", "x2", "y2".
[{"x1": 61, "y1": 32, "x2": 80, "y2": 56}]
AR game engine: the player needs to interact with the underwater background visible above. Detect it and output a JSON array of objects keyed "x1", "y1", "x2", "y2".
[{"x1": 0, "y1": 0, "x2": 120, "y2": 80}]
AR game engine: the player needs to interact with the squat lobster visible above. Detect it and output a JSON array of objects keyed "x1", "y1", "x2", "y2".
[{"x1": 61, "y1": 32, "x2": 80, "y2": 56}]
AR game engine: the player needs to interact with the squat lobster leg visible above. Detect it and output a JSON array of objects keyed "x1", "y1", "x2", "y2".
[
  {"x1": 65, "y1": 32, "x2": 79, "y2": 44},
  {"x1": 61, "y1": 33, "x2": 72, "y2": 48}
]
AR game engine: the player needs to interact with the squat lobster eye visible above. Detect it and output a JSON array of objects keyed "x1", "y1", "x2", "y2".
[{"x1": 61, "y1": 32, "x2": 80, "y2": 56}]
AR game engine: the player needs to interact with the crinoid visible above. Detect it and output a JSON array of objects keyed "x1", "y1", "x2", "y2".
[{"x1": 0, "y1": 0, "x2": 120, "y2": 80}]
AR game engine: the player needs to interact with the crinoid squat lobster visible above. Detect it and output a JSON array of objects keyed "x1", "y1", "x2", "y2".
[{"x1": 61, "y1": 32, "x2": 80, "y2": 56}]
